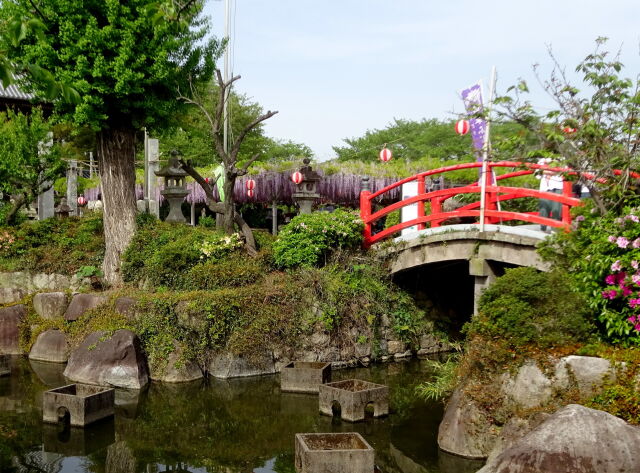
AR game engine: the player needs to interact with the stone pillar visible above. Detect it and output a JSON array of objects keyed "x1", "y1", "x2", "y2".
[
  {"x1": 469, "y1": 258, "x2": 498, "y2": 315},
  {"x1": 37, "y1": 186, "x2": 54, "y2": 220},
  {"x1": 66, "y1": 160, "x2": 78, "y2": 216},
  {"x1": 272, "y1": 200, "x2": 278, "y2": 235},
  {"x1": 147, "y1": 139, "x2": 160, "y2": 218}
]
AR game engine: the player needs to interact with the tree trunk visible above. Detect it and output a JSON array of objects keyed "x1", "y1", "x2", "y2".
[
  {"x1": 222, "y1": 175, "x2": 235, "y2": 234},
  {"x1": 97, "y1": 128, "x2": 137, "y2": 287}
]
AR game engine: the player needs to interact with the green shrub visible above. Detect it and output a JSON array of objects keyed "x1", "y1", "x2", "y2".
[
  {"x1": 198, "y1": 215, "x2": 215, "y2": 228},
  {"x1": 467, "y1": 267, "x2": 594, "y2": 348},
  {"x1": 0, "y1": 212, "x2": 104, "y2": 273},
  {"x1": 273, "y1": 209, "x2": 364, "y2": 268},
  {"x1": 541, "y1": 201, "x2": 640, "y2": 345}
]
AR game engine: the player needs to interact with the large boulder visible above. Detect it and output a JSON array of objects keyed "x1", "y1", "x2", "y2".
[
  {"x1": 555, "y1": 355, "x2": 615, "y2": 397},
  {"x1": 501, "y1": 361, "x2": 553, "y2": 409},
  {"x1": 63, "y1": 329, "x2": 149, "y2": 389},
  {"x1": 437, "y1": 388, "x2": 499, "y2": 459},
  {"x1": 0, "y1": 304, "x2": 26, "y2": 354},
  {"x1": 114, "y1": 297, "x2": 137, "y2": 319},
  {"x1": 0, "y1": 288, "x2": 25, "y2": 305},
  {"x1": 33, "y1": 292, "x2": 68, "y2": 320},
  {"x1": 478, "y1": 404, "x2": 640, "y2": 473},
  {"x1": 149, "y1": 341, "x2": 203, "y2": 383},
  {"x1": 208, "y1": 351, "x2": 276, "y2": 379},
  {"x1": 29, "y1": 329, "x2": 69, "y2": 363},
  {"x1": 64, "y1": 293, "x2": 108, "y2": 321}
]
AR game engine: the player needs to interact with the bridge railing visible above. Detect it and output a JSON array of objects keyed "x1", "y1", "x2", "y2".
[{"x1": 360, "y1": 161, "x2": 586, "y2": 248}]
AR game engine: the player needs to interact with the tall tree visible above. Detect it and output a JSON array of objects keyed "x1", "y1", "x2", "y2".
[
  {"x1": 0, "y1": 0, "x2": 218, "y2": 285},
  {"x1": 0, "y1": 108, "x2": 62, "y2": 224}
]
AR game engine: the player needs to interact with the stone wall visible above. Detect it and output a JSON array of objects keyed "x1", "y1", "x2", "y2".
[
  {"x1": 0, "y1": 271, "x2": 83, "y2": 304},
  {"x1": 2, "y1": 289, "x2": 453, "y2": 386}
]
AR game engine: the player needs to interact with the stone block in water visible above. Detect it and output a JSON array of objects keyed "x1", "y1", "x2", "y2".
[
  {"x1": 295, "y1": 432, "x2": 374, "y2": 473},
  {"x1": 43, "y1": 384, "x2": 115, "y2": 427},
  {"x1": 281, "y1": 361, "x2": 331, "y2": 393},
  {"x1": 319, "y1": 379, "x2": 388, "y2": 422}
]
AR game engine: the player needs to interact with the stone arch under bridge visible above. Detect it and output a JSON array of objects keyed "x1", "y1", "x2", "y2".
[{"x1": 377, "y1": 224, "x2": 551, "y2": 314}]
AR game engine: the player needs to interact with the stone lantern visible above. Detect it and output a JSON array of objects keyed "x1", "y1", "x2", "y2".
[
  {"x1": 54, "y1": 197, "x2": 71, "y2": 219},
  {"x1": 292, "y1": 158, "x2": 321, "y2": 215},
  {"x1": 155, "y1": 150, "x2": 189, "y2": 223}
]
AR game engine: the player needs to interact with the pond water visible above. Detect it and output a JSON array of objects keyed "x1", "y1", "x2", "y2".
[{"x1": 0, "y1": 356, "x2": 484, "y2": 473}]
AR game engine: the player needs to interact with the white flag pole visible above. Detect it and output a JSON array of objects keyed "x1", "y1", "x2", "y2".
[{"x1": 479, "y1": 66, "x2": 497, "y2": 232}]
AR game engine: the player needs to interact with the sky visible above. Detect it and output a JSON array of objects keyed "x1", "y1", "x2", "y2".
[{"x1": 203, "y1": 0, "x2": 640, "y2": 161}]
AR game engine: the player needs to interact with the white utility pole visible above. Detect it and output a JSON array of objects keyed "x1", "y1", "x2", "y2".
[
  {"x1": 479, "y1": 66, "x2": 497, "y2": 232},
  {"x1": 222, "y1": 0, "x2": 231, "y2": 156}
]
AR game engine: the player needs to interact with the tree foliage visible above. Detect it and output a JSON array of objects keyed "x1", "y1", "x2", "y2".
[
  {"x1": 0, "y1": 0, "x2": 220, "y2": 285},
  {"x1": 494, "y1": 38, "x2": 640, "y2": 214},
  {"x1": 0, "y1": 108, "x2": 62, "y2": 224}
]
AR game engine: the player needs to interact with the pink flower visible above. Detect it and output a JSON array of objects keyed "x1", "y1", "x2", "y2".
[
  {"x1": 635, "y1": 323, "x2": 640, "y2": 332},
  {"x1": 632, "y1": 260, "x2": 639, "y2": 270},
  {"x1": 633, "y1": 238, "x2": 640, "y2": 248},
  {"x1": 633, "y1": 273, "x2": 640, "y2": 286},
  {"x1": 608, "y1": 235, "x2": 617, "y2": 243},
  {"x1": 617, "y1": 237, "x2": 630, "y2": 248},
  {"x1": 628, "y1": 315, "x2": 637, "y2": 323},
  {"x1": 626, "y1": 214, "x2": 640, "y2": 223},
  {"x1": 622, "y1": 285, "x2": 633, "y2": 297},
  {"x1": 576, "y1": 215, "x2": 585, "y2": 222},
  {"x1": 629, "y1": 299, "x2": 640, "y2": 308},
  {"x1": 605, "y1": 274, "x2": 617, "y2": 285},
  {"x1": 616, "y1": 272, "x2": 628, "y2": 285},
  {"x1": 602, "y1": 289, "x2": 618, "y2": 300},
  {"x1": 611, "y1": 260, "x2": 623, "y2": 272}
]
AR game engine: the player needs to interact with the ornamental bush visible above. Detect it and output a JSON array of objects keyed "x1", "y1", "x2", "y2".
[
  {"x1": 542, "y1": 200, "x2": 640, "y2": 345},
  {"x1": 272, "y1": 209, "x2": 363, "y2": 268},
  {"x1": 468, "y1": 267, "x2": 594, "y2": 348}
]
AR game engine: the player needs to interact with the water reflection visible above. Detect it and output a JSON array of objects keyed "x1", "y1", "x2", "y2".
[{"x1": 0, "y1": 357, "x2": 483, "y2": 473}]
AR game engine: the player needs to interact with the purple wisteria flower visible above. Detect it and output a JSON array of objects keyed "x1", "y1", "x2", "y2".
[{"x1": 576, "y1": 215, "x2": 585, "y2": 222}]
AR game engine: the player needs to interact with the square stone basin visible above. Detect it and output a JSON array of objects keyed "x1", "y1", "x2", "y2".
[
  {"x1": 281, "y1": 361, "x2": 331, "y2": 393},
  {"x1": 43, "y1": 384, "x2": 115, "y2": 427},
  {"x1": 319, "y1": 379, "x2": 389, "y2": 422},
  {"x1": 295, "y1": 432, "x2": 374, "y2": 473}
]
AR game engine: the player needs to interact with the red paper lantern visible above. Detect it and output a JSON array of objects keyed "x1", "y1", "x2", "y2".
[
  {"x1": 563, "y1": 126, "x2": 577, "y2": 134},
  {"x1": 77, "y1": 196, "x2": 87, "y2": 206},
  {"x1": 246, "y1": 179, "x2": 256, "y2": 190},
  {"x1": 455, "y1": 119, "x2": 470, "y2": 135},
  {"x1": 247, "y1": 189, "x2": 254, "y2": 198},
  {"x1": 291, "y1": 171, "x2": 303, "y2": 184},
  {"x1": 379, "y1": 147, "x2": 392, "y2": 162}
]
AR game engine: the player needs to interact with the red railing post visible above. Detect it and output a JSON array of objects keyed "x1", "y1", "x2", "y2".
[
  {"x1": 416, "y1": 175, "x2": 425, "y2": 230},
  {"x1": 562, "y1": 179, "x2": 573, "y2": 228},
  {"x1": 360, "y1": 189, "x2": 372, "y2": 248},
  {"x1": 431, "y1": 197, "x2": 442, "y2": 228},
  {"x1": 486, "y1": 163, "x2": 497, "y2": 224}
]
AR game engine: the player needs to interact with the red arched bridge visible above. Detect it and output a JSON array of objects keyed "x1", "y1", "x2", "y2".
[
  {"x1": 359, "y1": 160, "x2": 587, "y2": 248},
  {"x1": 359, "y1": 161, "x2": 591, "y2": 314}
]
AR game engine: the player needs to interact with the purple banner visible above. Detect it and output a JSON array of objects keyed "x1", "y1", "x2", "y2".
[{"x1": 461, "y1": 83, "x2": 487, "y2": 154}]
